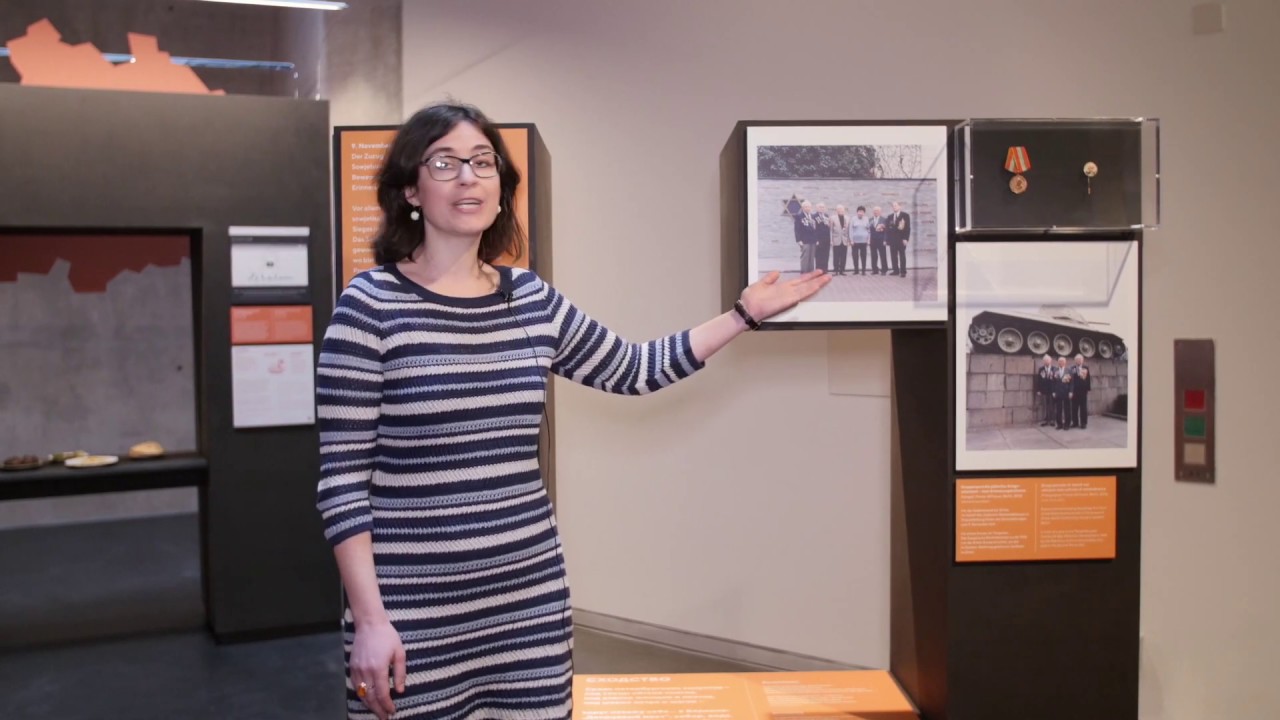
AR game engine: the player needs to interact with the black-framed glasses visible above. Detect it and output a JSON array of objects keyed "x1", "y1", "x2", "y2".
[{"x1": 419, "y1": 151, "x2": 502, "y2": 181}]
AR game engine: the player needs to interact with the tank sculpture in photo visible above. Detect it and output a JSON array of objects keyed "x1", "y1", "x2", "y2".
[{"x1": 968, "y1": 306, "x2": 1127, "y2": 359}]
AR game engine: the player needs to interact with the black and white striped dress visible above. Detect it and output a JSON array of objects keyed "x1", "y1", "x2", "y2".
[{"x1": 316, "y1": 264, "x2": 703, "y2": 719}]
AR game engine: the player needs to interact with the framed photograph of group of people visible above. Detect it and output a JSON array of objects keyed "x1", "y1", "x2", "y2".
[
  {"x1": 742, "y1": 122, "x2": 950, "y2": 325},
  {"x1": 953, "y1": 240, "x2": 1140, "y2": 471}
]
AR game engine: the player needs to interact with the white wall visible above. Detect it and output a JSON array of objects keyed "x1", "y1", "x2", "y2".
[{"x1": 402, "y1": 0, "x2": 1280, "y2": 714}]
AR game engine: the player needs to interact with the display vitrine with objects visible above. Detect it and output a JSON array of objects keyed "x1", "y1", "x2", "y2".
[{"x1": 954, "y1": 117, "x2": 1160, "y2": 234}]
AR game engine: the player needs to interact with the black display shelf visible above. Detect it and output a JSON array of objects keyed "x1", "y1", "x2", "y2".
[{"x1": 0, "y1": 453, "x2": 208, "y2": 501}]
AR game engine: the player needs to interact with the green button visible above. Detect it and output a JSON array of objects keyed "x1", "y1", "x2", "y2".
[{"x1": 1184, "y1": 415, "x2": 1207, "y2": 438}]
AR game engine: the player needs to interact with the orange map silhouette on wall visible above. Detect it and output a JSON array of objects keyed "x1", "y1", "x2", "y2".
[{"x1": 6, "y1": 19, "x2": 224, "y2": 95}]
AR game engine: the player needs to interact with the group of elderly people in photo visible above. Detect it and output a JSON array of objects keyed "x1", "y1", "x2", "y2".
[
  {"x1": 1036, "y1": 354, "x2": 1093, "y2": 430},
  {"x1": 791, "y1": 200, "x2": 911, "y2": 277}
]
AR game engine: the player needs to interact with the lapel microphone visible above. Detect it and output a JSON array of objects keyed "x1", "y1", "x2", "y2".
[{"x1": 496, "y1": 268, "x2": 514, "y2": 302}]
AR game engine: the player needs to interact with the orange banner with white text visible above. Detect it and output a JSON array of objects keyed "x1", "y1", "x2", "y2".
[
  {"x1": 955, "y1": 476, "x2": 1117, "y2": 563},
  {"x1": 573, "y1": 670, "x2": 917, "y2": 720},
  {"x1": 230, "y1": 306, "x2": 314, "y2": 345},
  {"x1": 335, "y1": 126, "x2": 531, "y2": 290}
]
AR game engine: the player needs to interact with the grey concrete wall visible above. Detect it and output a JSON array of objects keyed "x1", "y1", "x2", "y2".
[
  {"x1": 966, "y1": 353, "x2": 1128, "y2": 428},
  {"x1": 0, "y1": 257, "x2": 198, "y2": 458},
  {"x1": 757, "y1": 178, "x2": 939, "y2": 270}
]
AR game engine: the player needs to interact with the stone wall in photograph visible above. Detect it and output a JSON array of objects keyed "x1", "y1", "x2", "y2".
[
  {"x1": 758, "y1": 178, "x2": 938, "y2": 269},
  {"x1": 966, "y1": 353, "x2": 1128, "y2": 429}
]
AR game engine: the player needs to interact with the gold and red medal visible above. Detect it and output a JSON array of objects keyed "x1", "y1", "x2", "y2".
[{"x1": 1005, "y1": 146, "x2": 1031, "y2": 194}]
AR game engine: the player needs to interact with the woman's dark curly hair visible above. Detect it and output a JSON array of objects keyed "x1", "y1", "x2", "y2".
[{"x1": 373, "y1": 103, "x2": 525, "y2": 265}]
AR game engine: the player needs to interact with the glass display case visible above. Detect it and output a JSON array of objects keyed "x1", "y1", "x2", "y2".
[{"x1": 954, "y1": 118, "x2": 1160, "y2": 235}]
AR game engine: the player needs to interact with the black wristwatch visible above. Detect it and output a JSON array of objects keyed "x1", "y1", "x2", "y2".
[{"x1": 733, "y1": 299, "x2": 761, "y2": 330}]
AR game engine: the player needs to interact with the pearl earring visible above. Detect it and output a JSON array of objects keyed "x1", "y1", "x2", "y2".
[
  {"x1": 410, "y1": 207, "x2": 421, "y2": 221},
  {"x1": 497, "y1": 205, "x2": 502, "y2": 213}
]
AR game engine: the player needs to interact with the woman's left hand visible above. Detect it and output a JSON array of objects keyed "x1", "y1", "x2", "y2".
[{"x1": 740, "y1": 270, "x2": 830, "y2": 322}]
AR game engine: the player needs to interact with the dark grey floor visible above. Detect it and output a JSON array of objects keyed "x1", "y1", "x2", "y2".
[
  {"x1": 0, "y1": 514, "x2": 758, "y2": 720},
  {"x1": 0, "y1": 514, "x2": 205, "y2": 648}
]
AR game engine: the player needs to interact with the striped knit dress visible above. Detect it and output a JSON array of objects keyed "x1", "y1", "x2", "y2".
[{"x1": 316, "y1": 264, "x2": 704, "y2": 720}]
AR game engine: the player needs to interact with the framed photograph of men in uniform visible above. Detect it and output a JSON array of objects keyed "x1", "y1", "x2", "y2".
[
  {"x1": 726, "y1": 121, "x2": 951, "y2": 327},
  {"x1": 954, "y1": 240, "x2": 1140, "y2": 471}
]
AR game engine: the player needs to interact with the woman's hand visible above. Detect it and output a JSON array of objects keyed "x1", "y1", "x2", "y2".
[
  {"x1": 350, "y1": 618, "x2": 407, "y2": 720},
  {"x1": 740, "y1": 270, "x2": 830, "y2": 321}
]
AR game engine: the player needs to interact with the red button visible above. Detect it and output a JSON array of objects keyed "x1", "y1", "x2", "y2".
[{"x1": 1185, "y1": 389, "x2": 1206, "y2": 411}]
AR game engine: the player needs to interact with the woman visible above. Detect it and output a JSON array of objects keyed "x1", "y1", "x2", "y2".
[
  {"x1": 848, "y1": 205, "x2": 871, "y2": 275},
  {"x1": 316, "y1": 103, "x2": 829, "y2": 720}
]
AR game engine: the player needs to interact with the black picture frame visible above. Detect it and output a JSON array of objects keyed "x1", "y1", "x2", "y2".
[
  {"x1": 950, "y1": 237, "x2": 1142, "y2": 473},
  {"x1": 721, "y1": 119, "x2": 961, "y2": 330}
]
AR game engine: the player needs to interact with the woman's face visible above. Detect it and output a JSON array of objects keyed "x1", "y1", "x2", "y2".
[{"x1": 405, "y1": 121, "x2": 502, "y2": 241}]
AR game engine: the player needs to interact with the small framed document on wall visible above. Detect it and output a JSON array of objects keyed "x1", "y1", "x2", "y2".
[
  {"x1": 229, "y1": 225, "x2": 311, "y2": 305},
  {"x1": 231, "y1": 343, "x2": 316, "y2": 428}
]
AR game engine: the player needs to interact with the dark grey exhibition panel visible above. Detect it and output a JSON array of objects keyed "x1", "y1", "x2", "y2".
[
  {"x1": 890, "y1": 331, "x2": 1140, "y2": 720},
  {"x1": 0, "y1": 84, "x2": 337, "y2": 641},
  {"x1": 946, "y1": 473, "x2": 1140, "y2": 719},
  {"x1": 718, "y1": 124, "x2": 747, "y2": 321},
  {"x1": 877, "y1": 113, "x2": 1149, "y2": 717},
  {"x1": 888, "y1": 328, "x2": 952, "y2": 718}
]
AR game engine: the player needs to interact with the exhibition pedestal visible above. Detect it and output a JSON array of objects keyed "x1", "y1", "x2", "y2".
[
  {"x1": 1, "y1": 84, "x2": 338, "y2": 642},
  {"x1": 719, "y1": 116, "x2": 1145, "y2": 717},
  {"x1": 890, "y1": 329, "x2": 1140, "y2": 720}
]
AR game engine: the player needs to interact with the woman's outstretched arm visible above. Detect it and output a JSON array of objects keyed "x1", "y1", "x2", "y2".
[
  {"x1": 546, "y1": 269, "x2": 829, "y2": 393},
  {"x1": 689, "y1": 270, "x2": 829, "y2": 362}
]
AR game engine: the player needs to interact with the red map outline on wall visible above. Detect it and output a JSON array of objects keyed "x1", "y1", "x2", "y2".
[
  {"x1": 0, "y1": 235, "x2": 191, "y2": 293},
  {"x1": 5, "y1": 18, "x2": 224, "y2": 95}
]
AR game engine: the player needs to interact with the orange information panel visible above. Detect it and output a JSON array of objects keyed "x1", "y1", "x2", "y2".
[
  {"x1": 230, "y1": 306, "x2": 313, "y2": 345},
  {"x1": 573, "y1": 670, "x2": 917, "y2": 720},
  {"x1": 955, "y1": 476, "x2": 1117, "y2": 563},
  {"x1": 334, "y1": 126, "x2": 532, "y2": 291},
  {"x1": 336, "y1": 129, "x2": 391, "y2": 288}
]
